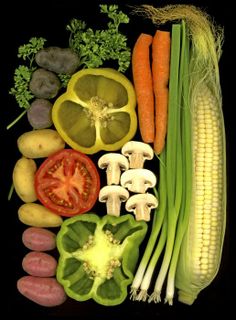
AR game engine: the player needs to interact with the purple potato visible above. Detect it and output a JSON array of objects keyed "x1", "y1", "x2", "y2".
[
  {"x1": 27, "y1": 99, "x2": 53, "y2": 129},
  {"x1": 36, "y1": 47, "x2": 80, "y2": 74},
  {"x1": 29, "y1": 68, "x2": 60, "y2": 99}
]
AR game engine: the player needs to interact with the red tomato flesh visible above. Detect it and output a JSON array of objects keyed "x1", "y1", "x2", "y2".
[{"x1": 35, "y1": 149, "x2": 100, "y2": 217}]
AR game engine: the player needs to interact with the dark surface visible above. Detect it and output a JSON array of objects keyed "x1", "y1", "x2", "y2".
[{"x1": 1, "y1": 0, "x2": 233, "y2": 319}]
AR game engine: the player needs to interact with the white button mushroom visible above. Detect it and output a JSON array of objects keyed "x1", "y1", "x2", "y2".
[
  {"x1": 99, "y1": 185, "x2": 129, "y2": 217},
  {"x1": 125, "y1": 193, "x2": 158, "y2": 221},
  {"x1": 98, "y1": 153, "x2": 129, "y2": 185},
  {"x1": 121, "y1": 141, "x2": 154, "y2": 169},
  {"x1": 120, "y1": 168, "x2": 157, "y2": 193}
]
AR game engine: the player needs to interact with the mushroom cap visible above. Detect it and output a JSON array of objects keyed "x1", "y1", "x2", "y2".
[
  {"x1": 99, "y1": 185, "x2": 129, "y2": 202},
  {"x1": 98, "y1": 153, "x2": 129, "y2": 170},
  {"x1": 125, "y1": 193, "x2": 158, "y2": 210},
  {"x1": 120, "y1": 168, "x2": 157, "y2": 193},
  {"x1": 121, "y1": 141, "x2": 154, "y2": 160}
]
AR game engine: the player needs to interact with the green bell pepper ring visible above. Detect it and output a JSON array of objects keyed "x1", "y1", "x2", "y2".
[{"x1": 56, "y1": 213, "x2": 147, "y2": 306}]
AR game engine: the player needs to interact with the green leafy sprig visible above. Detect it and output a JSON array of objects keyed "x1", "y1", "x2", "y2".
[
  {"x1": 17, "y1": 37, "x2": 47, "y2": 66},
  {"x1": 9, "y1": 37, "x2": 46, "y2": 109},
  {"x1": 66, "y1": 4, "x2": 131, "y2": 72}
]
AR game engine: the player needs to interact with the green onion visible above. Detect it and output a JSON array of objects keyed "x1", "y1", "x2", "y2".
[
  {"x1": 165, "y1": 21, "x2": 192, "y2": 305},
  {"x1": 130, "y1": 150, "x2": 167, "y2": 301},
  {"x1": 130, "y1": 163, "x2": 167, "y2": 299}
]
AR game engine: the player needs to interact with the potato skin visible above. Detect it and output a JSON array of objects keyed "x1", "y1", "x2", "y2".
[
  {"x1": 22, "y1": 227, "x2": 56, "y2": 251},
  {"x1": 27, "y1": 99, "x2": 53, "y2": 129},
  {"x1": 35, "y1": 47, "x2": 80, "y2": 74},
  {"x1": 18, "y1": 203, "x2": 63, "y2": 227},
  {"x1": 22, "y1": 251, "x2": 57, "y2": 277},
  {"x1": 13, "y1": 157, "x2": 37, "y2": 202},
  {"x1": 17, "y1": 129, "x2": 65, "y2": 158},
  {"x1": 29, "y1": 68, "x2": 61, "y2": 99},
  {"x1": 17, "y1": 276, "x2": 67, "y2": 307}
]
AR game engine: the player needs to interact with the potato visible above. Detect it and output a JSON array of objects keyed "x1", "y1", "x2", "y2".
[
  {"x1": 27, "y1": 99, "x2": 53, "y2": 129},
  {"x1": 12, "y1": 157, "x2": 37, "y2": 203},
  {"x1": 17, "y1": 129, "x2": 65, "y2": 159},
  {"x1": 22, "y1": 251, "x2": 57, "y2": 277},
  {"x1": 17, "y1": 276, "x2": 67, "y2": 307},
  {"x1": 22, "y1": 227, "x2": 56, "y2": 251},
  {"x1": 29, "y1": 68, "x2": 61, "y2": 99},
  {"x1": 18, "y1": 203, "x2": 63, "y2": 227},
  {"x1": 35, "y1": 47, "x2": 80, "y2": 74}
]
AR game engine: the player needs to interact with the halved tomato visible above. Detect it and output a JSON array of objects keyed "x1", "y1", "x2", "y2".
[{"x1": 35, "y1": 149, "x2": 100, "y2": 217}]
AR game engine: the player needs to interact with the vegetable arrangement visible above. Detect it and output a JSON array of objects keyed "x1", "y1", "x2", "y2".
[{"x1": 8, "y1": 2, "x2": 226, "y2": 310}]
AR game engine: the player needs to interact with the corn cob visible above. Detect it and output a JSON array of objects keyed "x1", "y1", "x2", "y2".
[{"x1": 175, "y1": 84, "x2": 226, "y2": 305}]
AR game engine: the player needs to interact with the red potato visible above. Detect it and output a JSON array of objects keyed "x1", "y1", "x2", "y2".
[
  {"x1": 22, "y1": 251, "x2": 57, "y2": 277},
  {"x1": 17, "y1": 276, "x2": 67, "y2": 307},
  {"x1": 22, "y1": 227, "x2": 56, "y2": 251}
]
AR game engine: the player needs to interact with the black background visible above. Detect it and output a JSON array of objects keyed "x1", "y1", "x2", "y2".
[{"x1": 1, "y1": 0, "x2": 233, "y2": 319}]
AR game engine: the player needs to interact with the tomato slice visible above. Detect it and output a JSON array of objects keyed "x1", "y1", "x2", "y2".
[{"x1": 35, "y1": 149, "x2": 100, "y2": 217}]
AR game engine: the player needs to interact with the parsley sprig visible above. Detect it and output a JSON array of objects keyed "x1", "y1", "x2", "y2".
[
  {"x1": 9, "y1": 37, "x2": 46, "y2": 110},
  {"x1": 66, "y1": 4, "x2": 131, "y2": 72}
]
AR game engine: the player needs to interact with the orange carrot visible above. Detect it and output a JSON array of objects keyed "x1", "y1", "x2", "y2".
[
  {"x1": 132, "y1": 33, "x2": 155, "y2": 143},
  {"x1": 152, "y1": 30, "x2": 171, "y2": 154}
]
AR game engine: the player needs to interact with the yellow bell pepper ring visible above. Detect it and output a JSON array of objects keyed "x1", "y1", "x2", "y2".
[{"x1": 52, "y1": 68, "x2": 137, "y2": 154}]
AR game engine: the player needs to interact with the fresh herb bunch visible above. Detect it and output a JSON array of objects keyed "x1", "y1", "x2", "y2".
[
  {"x1": 66, "y1": 4, "x2": 131, "y2": 72},
  {"x1": 9, "y1": 37, "x2": 47, "y2": 110}
]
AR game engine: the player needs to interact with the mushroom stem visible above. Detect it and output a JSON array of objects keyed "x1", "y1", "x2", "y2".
[
  {"x1": 129, "y1": 153, "x2": 145, "y2": 169},
  {"x1": 106, "y1": 195, "x2": 121, "y2": 217},
  {"x1": 131, "y1": 178, "x2": 147, "y2": 193},
  {"x1": 106, "y1": 163, "x2": 121, "y2": 185},
  {"x1": 135, "y1": 203, "x2": 151, "y2": 221}
]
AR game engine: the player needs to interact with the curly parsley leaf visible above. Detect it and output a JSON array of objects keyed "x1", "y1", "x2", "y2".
[
  {"x1": 9, "y1": 37, "x2": 47, "y2": 108},
  {"x1": 58, "y1": 73, "x2": 72, "y2": 88},
  {"x1": 18, "y1": 37, "x2": 47, "y2": 66},
  {"x1": 9, "y1": 65, "x2": 35, "y2": 109},
  {"x1": 66, "y1": 4, "x2": 131, "y2": 72}
]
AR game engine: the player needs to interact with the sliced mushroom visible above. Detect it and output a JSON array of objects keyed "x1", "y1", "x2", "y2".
[
  {"x1": 121, "y1": 141, "x2": 154, "y2": 168},
  {"x1": 125, "y1": 193, "x2": 158, "y2": 221},
  {"x1": 98, "y1": 153, "x2": 129, "y2": 185},
  {"x1": 120, "y1": 169, "x2": 157, "y2": 193},
  {"x1": 99, "y1": 185, "x2": 129, "y2": 217}
]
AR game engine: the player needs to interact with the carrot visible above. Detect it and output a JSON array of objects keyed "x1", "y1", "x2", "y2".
[
  {"x1": 152, "y1": 30, "x2": 171, "y2": 154},
  {"x1": 132, "y1": 33, "x2": 155, "y2": 143}
]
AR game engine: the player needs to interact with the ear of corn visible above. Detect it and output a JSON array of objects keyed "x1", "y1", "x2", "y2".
[{"x1": 175, "y1": 83, "x2": 226, "y2": 305}]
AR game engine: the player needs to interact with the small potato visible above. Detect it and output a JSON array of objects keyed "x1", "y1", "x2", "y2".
[
  {"x1": 35, "y1": 47, "x2": 80, "y2": 74},
  {"x1": 17, "y1": 276, "x2": 67, "y2": 307},
  {"x1": 22, "y1": 227, "x2": 56, "y2": 251},
  {"x1": 13, "y1": 157, "x2": 37, "y2": 203},
  {"x1": 27, "y1": 99, "x2": 53, "y2": 129},
  {"x1": 18, "y1": 203, "x2": 63, "y2": 227},
  {"x1": 17, "y1": 129, "x2": 65, "y2": 159},
  {"x1": 22, "y1": 251, "x2": 57, "y2": 277},
  {"x1": 29, "y1": 68, "x2": 61, "y2": 99}
]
